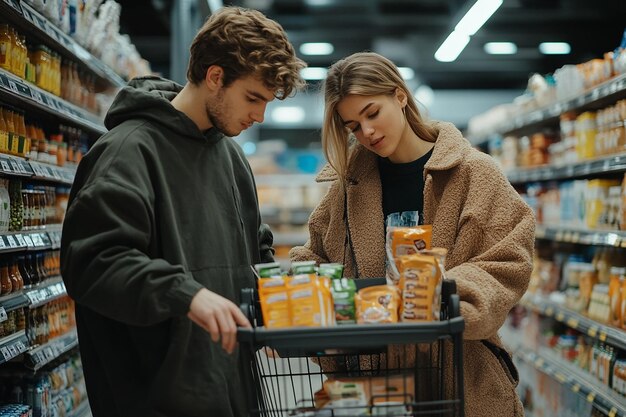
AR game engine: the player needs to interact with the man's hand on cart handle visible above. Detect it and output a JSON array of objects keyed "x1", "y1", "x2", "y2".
[{"x1": 188, "y1": 288, "x2": 252, "y2": 354}]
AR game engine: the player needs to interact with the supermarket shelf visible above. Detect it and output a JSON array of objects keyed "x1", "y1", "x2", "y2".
[
  {"x1": 516, "y1": 347, "x2": 626, "y2": 417},
  {"x1": 0, "y1": 67, "x2": 106, "y2": 135},
  {"x1": 24, "y1": 329, "x2": 78, "y2": 371},
  {"x1": 535, "y1": 225, "x2": 626, "y2": 248},
  {"x1": 255, "y1": 174, "x2": 318, "y2": 187},
  {"x1": 0, "y1": 330, "x2": 28, "y2": 365},
  {"x1": 261, "y1": 207, "x2": 313, "y2": 226},
  {"x1": 1, "y1": 0, "x2": 126, "y2": 88},
  {"x1": 26, "y1": 276, "x2": 65, "y2": 309},
  {"x1": 0, "y1": 154, "x2": 76, "y2": 185},
  {"x1": 522, "y1": 292, "x2": 626, "y2": 351},
  {"x1": 273, "y1": 231, "x2": 308, "y2": 247},
  {"x1": 0, "y1": 291, "x2": 29, "y2": 319},
  {"x1": 507, "y1": 153, "x2": 626, "y2": 184},
  {"x1": 0, "y1": 228, "x2": 56, "y2": 253},
  {"x1": 470, "y1": 73, "x2": 626, "y2": 146}
]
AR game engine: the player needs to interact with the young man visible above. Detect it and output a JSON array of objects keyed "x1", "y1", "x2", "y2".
[{"x1": 60, "y1": 7, "x2": 306, "y2": 417}]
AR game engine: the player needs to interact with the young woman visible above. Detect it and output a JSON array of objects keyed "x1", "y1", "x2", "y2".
[{"x1": 290, "y1": 52, "x2": 535, "y2": 417}]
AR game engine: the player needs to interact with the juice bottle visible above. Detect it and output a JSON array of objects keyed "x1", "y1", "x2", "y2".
[
  {"x1": 0, "y1": 24, "x2": 11, "y2": 71},
  {"x1": 15, "y1": 111, "x2": 28, "y2": 156},
  {"x1": 19, "y1": 36, "x2": 28, "y2": 79},
  {"x1": 10, "y1": 27, "x2": 20, "y2": 76},
  {"x1": 0, "y1": 107, "x2": 8, "y2": 153},
  {"x1": 5, "y1": 108, "x2": 16, "y2": 155}
]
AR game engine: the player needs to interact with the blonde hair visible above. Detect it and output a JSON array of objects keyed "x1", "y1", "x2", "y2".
[
  {"x1": 187, "y1": 7, "x2": 306, "y2": 99},
  {"x1": 322, "y1": 52, "x2": 437, "y2": 182}
]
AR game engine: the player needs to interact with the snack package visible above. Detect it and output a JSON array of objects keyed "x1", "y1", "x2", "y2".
[
  {"x1": 288, "y1": 274, "x2": 334, "y2": 327},
  {"x1": 385, "y1": 225, "x2": 433, "y2": 285},
  {"x1": 292, "y1": 260, "x2": 318, "y2": 274},
  {"x1": 319, "y1": 375, "x2": 415, "y2": 413},
  {"x1": 254, "y1": 261, "x2": 282, "y2": 278},
  {"x1": 330, "y1": 278, "x2": 357, "y2": 324},
  {"x1": 258, "y1": 276, "x2": 290, "y2": 328},
  {"x1": 398, "y1": 253, "x2": 440, "y2": 322},
  {"x1": 355, "y1": 285, "x2": 401, "y2": 324},
  {"x1": 319, "y1": 263, "x2": 344, "y2": 280}
]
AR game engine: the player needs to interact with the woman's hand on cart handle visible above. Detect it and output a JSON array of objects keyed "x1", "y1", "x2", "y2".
[{"x1": 188, "y1": 288, "x2": 252, "y2": 354}]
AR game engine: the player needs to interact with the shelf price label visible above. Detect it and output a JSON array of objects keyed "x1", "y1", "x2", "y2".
[
  {"x1": 2, "y1": 0, "x2": 22, "y2": 12},
  {"x1": 0, "y1": 237, "x2": 6, "y2": 249},
  {"x1": 23, "y1": 235, "x2": 34, "y2": 247},
  {"x1": 15, "y1": 341, "x2": 26, "y2": 353},
  {"x1": 32, "y1": 234, "x2": 44, "y2": 247},
  {"x1": 572, "y1": 384, "x2": 581, "y2": 393},
  {"x1": 545, "y1": 307, "x2": 554, "y2": 317},
  {"x1": 0, "y1": 307, "x2": 6, "y2": 322},
  {"x1": 586, "y1": 392, "x2": 596, "y2": 403},
  {"x1": 6, "y1": 235, "x2": 17, "y2": 248},
  {"x1": 14, "y1": 234, "x2": 26, "y2": 246},
  {"x1": 9, "y1": 160, "x2": 20, "y2": 174},
  {"x1": 588, "y1": 326, "x2": 598, "y2": 338},
  {"x1": 31, "y1": 90, "x2": 44, "y2": 104},
  {"x1": 599, "y1": 331, "x2": 607, "y2": 342},
  {"x1": 556, "y1": 312, "x2": 565, "y2": 322},
  {"x1": 0, "y1": 346, "x2": 11, "y2": 361},
  {"x1": 608, "y1": 408, "x2": 617, "y2": 417},
  {"x1": 0, "y1": 160, "x2": 11, "y2": 173},
  {"x1": 566, "y1": 318, "x2": 579, "y2": 329}
]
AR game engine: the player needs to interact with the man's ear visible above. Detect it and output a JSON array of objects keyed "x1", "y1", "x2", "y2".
[{"x1": 205, "y1": 65, "x2": 224, "y2": 91}]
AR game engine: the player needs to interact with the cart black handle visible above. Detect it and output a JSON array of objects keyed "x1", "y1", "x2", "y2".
[
  {"x1": 240, "y1": 287, "x2": 256, "y2": 324},
  {"x1": 449, "y1": 293, "x2": 461, "y2": 319}
]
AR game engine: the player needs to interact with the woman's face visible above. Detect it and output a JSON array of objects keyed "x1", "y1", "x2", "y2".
[{"x1": 336, "y1": 90, "x2": 408, "y2": 159}]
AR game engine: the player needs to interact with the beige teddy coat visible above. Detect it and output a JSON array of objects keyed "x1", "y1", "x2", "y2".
[{"x1": 290, "y1": 121, "x2": 535, "y2": 417}]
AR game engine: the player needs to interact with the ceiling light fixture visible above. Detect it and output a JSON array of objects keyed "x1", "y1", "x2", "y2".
[
  {"x1": 206, "y1": 0, "x2": 223, "y2": 12},
  {"x1": 398, "y1": 67, "x2": 415, "y2": 81},
  {"x1": 435, "y1": 0, "x2": 503, "y2": 62},
  {"x1": 484, "y1": 42, "x2": 518, "y2": 55},
  {"x1": 272, "y1": 107, "x2": 306, "y2": 124},
  {"x1": 300, "y1": 42, "x2": 335, "y2": 56},
  {"x1": 435, "y1": 31, "x2": 471, "y2": 62},
  {"x1": 300, "y1": 67, "x2": 328, "y2": 80},
  {"x1": 305, "y1": 0, "x2": 334, "y2": 6},
  {"x1": 539, "y1": 42, "x2": 571, "y2": 55}
]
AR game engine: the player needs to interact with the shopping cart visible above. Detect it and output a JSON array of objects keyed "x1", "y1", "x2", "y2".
[{"x1": 238, "y1": 278, "x2": 465, "y2": 417}]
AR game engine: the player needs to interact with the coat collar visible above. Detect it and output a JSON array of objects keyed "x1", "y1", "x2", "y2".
[{"x1": 315, "y1": 121, "x2": 471, "y2": 183}]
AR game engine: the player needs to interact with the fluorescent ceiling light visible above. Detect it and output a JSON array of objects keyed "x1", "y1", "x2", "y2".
[
  {"x1": 455, "y1": 0, "x2": 503, "y2": 36},
  {"x1": 300, "y1": 42, "x2": 334, "y2": 56},
  {"x1": 300, "y1": 67, "x2": 328, "y2": 80},
  {"x1": 272, "y1": 106, "x2": 306, "y2": 124},
  {"x1": 206, "y1": 0, "x2": 223, "y2": 12},
  {"x1": 484, "y1": 42, "x2": 517, "y2": 55},
  {"x1": 305, "y1": 0, "x2": 333, "y2": 5},
  {"x1": 539, "y1": 42, "x2": 571, "y2": 55},
  {"x1": 398, "y1": 67, "x2": 415, "y2": 81},
  {"x1": 435, "y1": 31, "x2": 470, "y2": 62}
]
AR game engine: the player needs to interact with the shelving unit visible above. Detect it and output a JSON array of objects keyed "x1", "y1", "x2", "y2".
[
  {"x1": 535, "y1": 226, "x2": 626, "y2": 248},
  {"x1": 516, "y1": 347, "x2": 626, "y2": 417},
  {"x1": 522, "y1": 293, "x2": 626, "y2": 350},
  {"x1": 506, "y1": 154, "x2": 626, "y2": 184},
  {"x1": 1, "y1": 0, "x2": 126, "y2": 89},
  {"x1": 470, "y1": 73, "x2": 626, "y2": 146},
  {"x1": 24, "y1": 329, "x2": 77, "y2": 371}
]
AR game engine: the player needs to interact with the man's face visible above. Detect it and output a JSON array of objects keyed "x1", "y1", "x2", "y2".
[{"x1": 205, "y1": 75, "x2": 275, "y2": 137}]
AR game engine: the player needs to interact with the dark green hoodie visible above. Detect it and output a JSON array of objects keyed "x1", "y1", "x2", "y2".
[{"x1": 61, "y1": 76, "x2": 273, "y2": 417}]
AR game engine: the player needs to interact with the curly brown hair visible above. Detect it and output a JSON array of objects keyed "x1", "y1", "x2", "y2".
[{"x1": 187, "y1": 6, "x2": 306, "y2": 99}]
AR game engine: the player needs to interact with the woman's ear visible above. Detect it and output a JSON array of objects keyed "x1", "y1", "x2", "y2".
[{"x1": 395, "y1": 88, "x2": 408, "y2": 108}]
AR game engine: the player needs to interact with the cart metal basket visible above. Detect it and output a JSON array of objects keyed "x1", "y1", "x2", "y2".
[{"x1": 238, "y1": 278, "x2": 465, "y2": 417}]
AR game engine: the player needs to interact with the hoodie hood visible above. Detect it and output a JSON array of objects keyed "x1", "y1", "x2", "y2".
[{"x1": 104, "y1": 76, "x2": 221, "y2": 142}]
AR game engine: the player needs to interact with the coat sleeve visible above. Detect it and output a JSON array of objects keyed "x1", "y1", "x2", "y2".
[
  {"x1": 61, "y1": 180, "x2": 204, "y2": 326},
  {"x1": 445, "y1": 157, "x2": 535, "y2": 340}
]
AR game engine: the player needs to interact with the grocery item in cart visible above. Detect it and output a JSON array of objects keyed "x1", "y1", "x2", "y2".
[
  {"x1": 385, "y1": 225, "x2": 432, "y2": 285},
  {"x1": 398, "y1": 253, "x2": 440, "y2": 322},
  {"x1": 288, "y1": 274, "x2": 334, "y2": 327},
  {"x1": 255, "y1": 261, "x2": 282, "y2": 278},
  {"x1": 292, "y1": 260, "x2": 318, "y2": 274},
  {"x1": 330, "y1": 277, "x2": 357, "y2": 324},
  {"x1": 355, "y1": 285, "x2": 401, "y2": 323},
  {"x1": 258, "y1": 276, "x2": 290, "y2": 328},
  {"x1": 318, "y1": 263, "x2": 344, "y2": 279}
]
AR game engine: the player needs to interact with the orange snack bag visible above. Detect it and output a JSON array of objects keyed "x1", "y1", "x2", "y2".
[{"x1": 355, "y1": 285, "x2": 401, "y2": 324}]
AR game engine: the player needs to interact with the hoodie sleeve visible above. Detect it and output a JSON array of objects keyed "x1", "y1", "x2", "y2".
[
  {"x1": 258, "y1": 223, "x2": 275, "y2": 263},
  {"x1": 445, "y1": 156, "x2": 535, "y2": 341},
  {"x1": 61, "y1": 180, "x2": 204, "y2": 326}
]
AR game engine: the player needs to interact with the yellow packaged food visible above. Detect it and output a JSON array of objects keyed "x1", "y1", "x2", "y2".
[
  {"x1": 355, "y1": 285, "x2": 401, "y2": 324},
  {"x1": 287, "y1": 274, "x2": 333, "y2": 327},
  {"x1": 398, "y1": 254, "x2": 440, "y2": 322},
  {"x1": 258, "y1": 277, "x2": 290, "y2": 329},
  {"x1": 385, "y1": 225, "x2": 433, "y2": 285}
]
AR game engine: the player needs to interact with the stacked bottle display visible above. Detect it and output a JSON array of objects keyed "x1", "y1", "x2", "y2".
[
  {"x1": 0, "y1": 104, "x2": 89, "y2": 164},
  {"x1": 0, "y1": 178, "x2": 70, "y2": 233},
  {"x1": 0, "y1": 251, "x2": 61, "y2": 296},
  {"x1": 0, "y1": 23, "x2": 99, "y2": 114},
  {"x1": 0, "y1": 354, "x2": 88, "y2": 417}
]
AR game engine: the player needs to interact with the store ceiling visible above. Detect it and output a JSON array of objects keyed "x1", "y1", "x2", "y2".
[{"x1": 118, "y1": 0, "x2": 626, "y2": 90}]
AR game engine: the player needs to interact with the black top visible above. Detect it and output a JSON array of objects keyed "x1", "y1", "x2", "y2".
[{"x1": 379, "y1": 147, "x2": 434, "y2": 225}]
